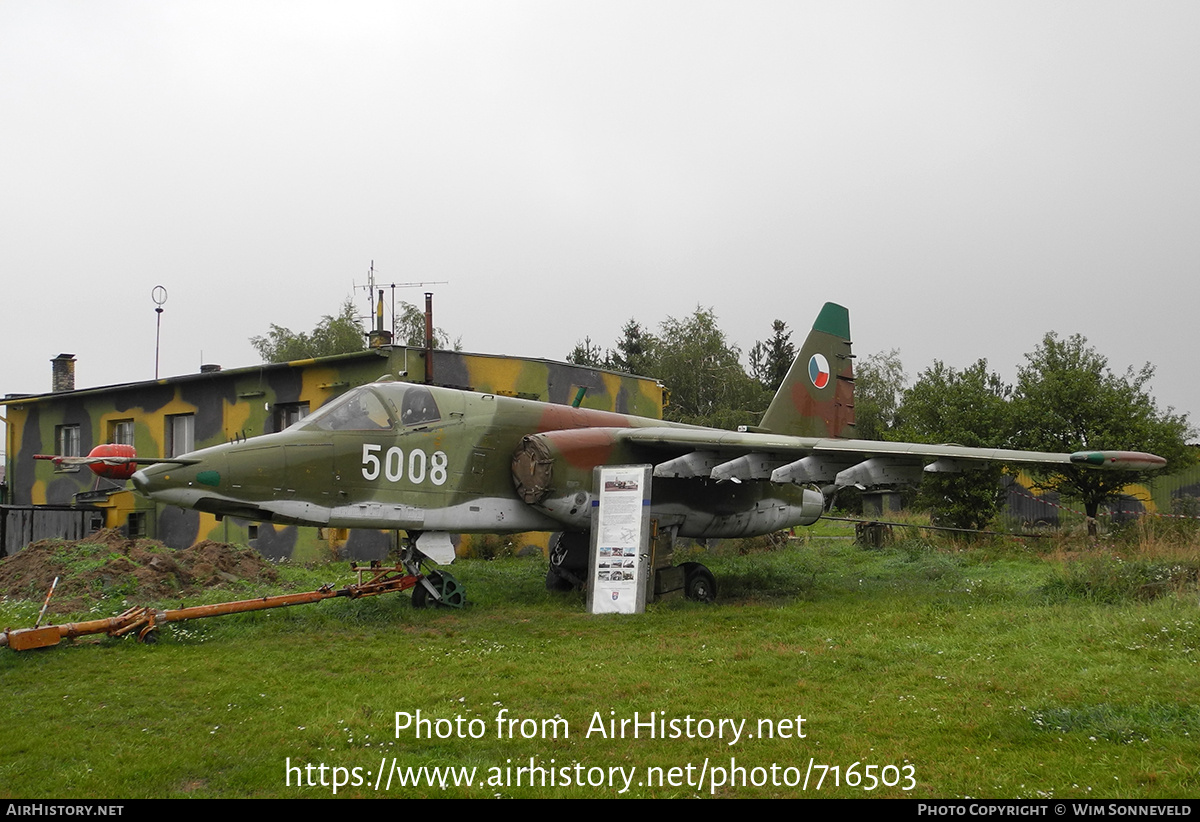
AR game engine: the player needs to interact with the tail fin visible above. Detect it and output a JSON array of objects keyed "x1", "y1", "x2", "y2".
[{"x1": 757, "y1": 302, "x2": 856, "y2": 438}]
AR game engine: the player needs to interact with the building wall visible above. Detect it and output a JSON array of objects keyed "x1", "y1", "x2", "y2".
[{"x1": 3, "y1": 347, "x2": 664, "y2": 560}]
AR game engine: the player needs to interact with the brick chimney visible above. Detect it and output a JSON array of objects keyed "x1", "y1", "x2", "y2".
[{"x1": 51, "y1": 354, "x2": 76, "y2": 393}]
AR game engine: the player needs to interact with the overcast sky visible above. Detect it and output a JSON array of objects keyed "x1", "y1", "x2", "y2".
[{"x1": 3, "y1": 1, "x2": 1198, "y2": 447}]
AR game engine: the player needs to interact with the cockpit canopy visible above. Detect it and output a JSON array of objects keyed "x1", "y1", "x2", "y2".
[{"x1": 299, "y1": 383, "x2": 442, "y2": 432}]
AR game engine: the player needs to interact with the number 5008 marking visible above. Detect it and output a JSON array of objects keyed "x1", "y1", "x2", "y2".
[{"x1": 361, "y1": 444, "x2": 448, "y2": 485}]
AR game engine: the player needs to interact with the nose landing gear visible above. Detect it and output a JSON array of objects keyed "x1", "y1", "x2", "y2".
[
  {"x1": 400, "y1": 532, "x2": 466, "y2": 609},
  {"x1": 412, "y1": 570, "x2": 466, "y2": 609}
]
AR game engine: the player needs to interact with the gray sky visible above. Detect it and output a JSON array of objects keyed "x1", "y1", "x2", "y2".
[{"x1": 3, "y1": 1, "x2": 1198, "y2": 443}]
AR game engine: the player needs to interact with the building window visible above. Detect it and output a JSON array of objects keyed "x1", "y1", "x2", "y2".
[
  {"x1": 109, "y1": 419, "x2": 135, "y2": 445},
  {"x1": 275, "y1": 402, "x2": 309, "y2": 431},
  {"x1": 55, "y1": 424, "x2": 81, "y2": 457},
  {"x1": 126, "y1": 512, "x2": 147, "y2": 538},
  {"x1": 166, "y1": 414, "x2": 194, "y2": 457}
]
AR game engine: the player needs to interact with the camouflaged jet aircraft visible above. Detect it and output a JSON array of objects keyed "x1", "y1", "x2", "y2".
[{"x1": 123, "y1": 303, "x2": 1165, "y2": 605}]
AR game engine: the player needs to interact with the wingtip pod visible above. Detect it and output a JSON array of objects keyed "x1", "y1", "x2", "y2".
[
  {"x1": 34, "y1": 444, "x2": 140, "y2": 479},
  {"x1": 1069, "y1": 451, "x2": 1168, "y2": 471}
]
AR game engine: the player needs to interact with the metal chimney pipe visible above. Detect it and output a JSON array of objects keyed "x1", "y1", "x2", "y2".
[{"x1": 424, "y1": 292, "x2": 434, "y2": 384}]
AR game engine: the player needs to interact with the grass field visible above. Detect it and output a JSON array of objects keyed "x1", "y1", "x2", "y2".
[{"x1": 2, "y1": 523, "x2": 1199, "y2": 799}]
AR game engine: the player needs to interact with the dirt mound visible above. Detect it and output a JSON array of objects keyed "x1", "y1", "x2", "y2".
[{"x1": 0, "y1": 529, "x2": 279, "y2": 614}]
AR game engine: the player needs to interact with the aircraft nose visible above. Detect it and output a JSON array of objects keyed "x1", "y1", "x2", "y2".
[
  {"x1": 131, "y1": 463, "x2": 175, "y2": 498},
  {"x1": 130, "y1": 460, "x2": 197, "y2": 500}
]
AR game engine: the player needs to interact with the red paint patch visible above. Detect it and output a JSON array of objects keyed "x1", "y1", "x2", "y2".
[
  {"x1": 537, "y1": 404, "x2": 634, "y2": 434},
  {"x1": 537, "y1": 428, "x2": 619, "y2": 469}
]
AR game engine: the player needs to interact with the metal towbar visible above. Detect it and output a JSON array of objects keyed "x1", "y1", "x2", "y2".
[{"x1": 1, "y1": 562, "x2": 456, "y2": 652}]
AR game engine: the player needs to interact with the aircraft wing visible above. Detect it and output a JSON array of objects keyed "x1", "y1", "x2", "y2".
[
  {"x1": 612, "y1": 428, "x2": 1166, "y2": 488},
  {"x1": 34, "y1": 453, "x2": 201, "y2": 481},
  {"x1": 34, "y1": 455, "x2": 201, "y2": 467}
]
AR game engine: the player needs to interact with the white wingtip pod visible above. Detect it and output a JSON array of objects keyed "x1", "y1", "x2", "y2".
[{"x1": 1068, "y1": 451, "x2": 1168, "y2": 471}]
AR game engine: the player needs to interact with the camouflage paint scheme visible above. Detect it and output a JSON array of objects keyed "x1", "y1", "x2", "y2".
[
  {"x1": 1138, "y1": 455, "x2": 1200, "y2": 516},
  {"x1": 128, "y1": 304, "x2": 1165, "y2": 557},
  {"x1": 4, "y1": 347, "x2": 663, "y2": 560},
  {"x1": 1008, "y1": 459, "x2": 1200, "y2": 527}
]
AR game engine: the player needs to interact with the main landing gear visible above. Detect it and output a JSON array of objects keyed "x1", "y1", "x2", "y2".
[
  {"x1": 545, "y1": 532, "x2": 589, "y2": 592},
  {"x1": 680, "y1": 562, "x2": 717, "y2": 603},
  {"x1": 543, "y1": 529, "x2": 717, "y2": 603}
]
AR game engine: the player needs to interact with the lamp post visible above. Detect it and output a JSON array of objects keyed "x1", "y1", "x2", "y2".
[{"x1": 152, "y1": 285, "x2": 168, "y2": 379}]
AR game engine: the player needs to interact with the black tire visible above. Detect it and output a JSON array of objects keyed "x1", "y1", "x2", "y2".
[
  {"x1": 682, "y1": 562, "x2": 717, "y2": 603},
  {"x1": 412, "y1": 576, "x2": 436, "y2": 608},
  {"x1": 549, "y1": 532, "x2": 589, "y2": 572},
  {"x1": 545, "y1": 564, "x2": 575, "y2": 592},
  {"x1": 139, "y1": 628, "x2": 159, "y2": 645},
  {"x1": 546, "y1": 532, "x2": 589, "y2": 591}
]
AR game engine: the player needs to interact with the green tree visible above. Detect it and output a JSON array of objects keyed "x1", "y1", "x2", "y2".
[
  {"x1": 609, "y1": 319, "x2": 652, "y2": 375},
  {"x1": 648, "y1": 306, "x2": 766, "y2": 429},
  {"x1": 854, "y1": 349, "x2": 906, "y2": 440},
  {"x1": 1010, "y1": 332, "x2": 1193, "y2": 536},
  {"x1": 566, "y1": 336, "x2": 608, "y2": 368},
  {"x1": 749, "y1": 320, "x2": 795, "y2": 391},
  {"x1": 893, "y1": 359, "x2": 1012, "y2": 530},
  {"x1": 250, "y1": 299, "x2": 366, "y2": 363},
  {"x1": 395, "y1": 302, "x2": 461, "y2": 350}
]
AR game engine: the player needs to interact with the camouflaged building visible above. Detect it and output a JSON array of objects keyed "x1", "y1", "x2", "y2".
[{"x1": 2, "y1": 347, "x2": 664, "y2": 560}]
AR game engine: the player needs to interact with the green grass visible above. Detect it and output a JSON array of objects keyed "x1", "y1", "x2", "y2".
[{"x1": 2, "y1": 533, "x2": 1199, "y2": 798}]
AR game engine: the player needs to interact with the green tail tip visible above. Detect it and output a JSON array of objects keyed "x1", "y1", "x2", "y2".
[{"x1": 813, "y1": 303, "x2": 850, "y2": 340}]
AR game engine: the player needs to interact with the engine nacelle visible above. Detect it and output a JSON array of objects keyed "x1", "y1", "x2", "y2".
[
  {"x1": 512, "y1": 431, "x2": 826, "y2": 535},
  {"x1": 511, "y1": 431, "x2": 613, "y2": 528}
]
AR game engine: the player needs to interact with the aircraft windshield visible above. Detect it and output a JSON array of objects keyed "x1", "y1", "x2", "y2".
[
  {"x1": 370, "y1": 383, "x2": 443, "y2": 427},
  {"x1": 302, "y1": 388, "x2": 393, "y2": 431},
  {"x1": 398, "y1": 385, "x2": 440, "y2": 426}
]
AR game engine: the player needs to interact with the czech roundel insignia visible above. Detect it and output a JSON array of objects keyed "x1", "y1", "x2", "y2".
[{"x1": 808, "y1": 353, "x2": 830, "y2": 389}]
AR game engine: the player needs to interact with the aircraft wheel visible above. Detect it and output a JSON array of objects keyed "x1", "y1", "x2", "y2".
[
  {"x1": 682, "y1": 562, "x2": 717, "y2": 603},
  {"x1": 139, "y1": 628, "x2": 159, "y2": 645},
  {"x1": 549, "y1": 532, "x2": 588, "y2": 571},
  {"x1": 412, "y1": 571, "x2": 466, "y2": 609},
  {"x1": 546, "y1": 532, "x2": 588, "y2": 591},
  {"x1": 545, "y1": 565, "x2": 575, "y2": 592}
]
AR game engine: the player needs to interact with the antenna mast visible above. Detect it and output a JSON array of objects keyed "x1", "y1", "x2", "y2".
[{"x1": 353, "y1": 261, "x2": 447, "y2": 343}]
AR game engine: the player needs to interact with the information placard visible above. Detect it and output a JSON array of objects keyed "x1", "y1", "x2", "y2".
[{"x1": 587, "y1": 465, "x2": 652, "y2": 614}]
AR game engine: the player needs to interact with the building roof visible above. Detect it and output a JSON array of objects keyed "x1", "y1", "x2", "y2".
[{"x1": 2, "y1": 346, "x2": 660, "y2": 407}]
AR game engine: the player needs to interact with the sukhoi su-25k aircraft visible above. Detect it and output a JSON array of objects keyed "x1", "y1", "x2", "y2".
[{"x1": 117, "y1": 303, "x2": 1164, "y2": 605}]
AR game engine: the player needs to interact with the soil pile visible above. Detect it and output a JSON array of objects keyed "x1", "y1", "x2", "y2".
[{"x1": 0, "y1": 529, "x2": 278, "y2": 613}]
